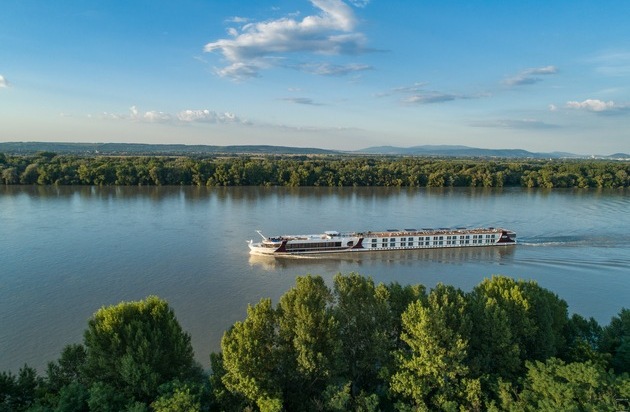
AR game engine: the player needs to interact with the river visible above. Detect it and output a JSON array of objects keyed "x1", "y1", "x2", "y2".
[{"x1": 1, "y1": 186, "x2": 628, "y2": 372}]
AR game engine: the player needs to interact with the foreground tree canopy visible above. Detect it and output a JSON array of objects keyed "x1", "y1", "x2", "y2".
[
  {"x1": 1, "y1": 152, "x2": 629, "y2": 187},
  {"x1": 1, "y1": 275, "x2": 629, "y2": 411}
]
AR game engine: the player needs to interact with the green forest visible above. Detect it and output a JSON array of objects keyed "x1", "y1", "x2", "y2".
[
  {"x1": 1, "y1": 152, "x2": 629, "y2": 188},
  {"x1": 2, "y1": 274, "x2": 629, "y2": 411}
]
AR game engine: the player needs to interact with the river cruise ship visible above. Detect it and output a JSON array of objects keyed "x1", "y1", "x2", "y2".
[{"x1": 248, "y1": 227, "x2": 516, "y2": 256}]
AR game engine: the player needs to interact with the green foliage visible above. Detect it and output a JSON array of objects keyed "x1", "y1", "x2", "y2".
[
  {"x1": 391, "y1": 284, "x2": 475, "y2": 410},
  {"x1": 1, "y1": 153, "x2": 628, "y2": 187},
  {"x1": 0, "y1": 365, "x2": 43, "y2": 412},
  {"x1": 2, "y1": 276, "x2": 629, "y2": 411},
  {"x1": 277, "y1": 275, "x2": 342, "y2": 409},
  {"x1": 512, "y1": 358, "x2": 629, "y2": 411},
  {"x1": 221, "y1": 298, "x2": 282, "y2": 410},
  {"x1": 562, "y1": 314, "x2": 606, "y2": 364},
  {"x1": 469, "y1": 276, "x2": 568, "y2": 372},
  {"x1": 83, "y1": 296, "x2": 199, "y2": 405},
  {"x1": 333, "y1": 273, "x2": 394, "y2": 400},
  {"x1": 600, "y1": 308, "x2": 630, "y2": 374}
]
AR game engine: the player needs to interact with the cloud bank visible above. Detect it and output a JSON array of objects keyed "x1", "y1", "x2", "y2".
[
  {"x1": 0, "y1": 75, "x2": 8, "y2": 88},
  {"x1": 504, "y1": 66, "x2": 558, "y2": 86},
  {"x1": 204, "y1": 0, "x2": 371, "y2": 80},
  {"x1": 102, "y1": 106, "x2": 248, "y2": 125}
]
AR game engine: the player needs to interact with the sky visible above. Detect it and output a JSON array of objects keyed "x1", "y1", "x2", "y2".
[{"x1": 1, "y1": 0, "x2": 629, "y2": 155}]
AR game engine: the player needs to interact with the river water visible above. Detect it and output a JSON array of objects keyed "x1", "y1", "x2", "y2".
[{"x1": 1, "y1": 186, "x2": 628, "y2": 372}]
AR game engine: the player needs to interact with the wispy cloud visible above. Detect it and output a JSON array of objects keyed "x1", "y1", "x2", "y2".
[
  {"x1": 471, "y1": 119, "x2": 559, "y2": 129},
  {"x1": 590, "y1": 50, "x2": 630, "y2": 76},
  {"x1": 298, "y1": 62, "x2": 372, "y2": 76},
  {"x1": 0, "y1": 75, "x2": 8, "y2": 88},
  {"x1": 503, "y1": 65, "x2": 558, "y2": 86},
  {"x1": 565, "y1": 99, "x2": 629, "y2": 113},
  {"x1": 204, "y1": 0, "x2": 371, "y2": 80},
  {"x1": 280, "y1": 97, "x2": 324, "y2": 105},
  {"x1": 225, "y1": 16, "x2": 250, "y2": 24},
  {"x1": 379, "y1": 82, "x2": 486, "y2": 105},
  {"x1": 404, "y1": 93, "x2": 462, "y2": 104},
  {"x1": 280, "y1": 97, "x2": 318, "y2": 106}
]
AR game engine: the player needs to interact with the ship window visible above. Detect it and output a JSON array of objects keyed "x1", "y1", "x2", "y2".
[
  {"x1": 425, "y1": 241, "x2": 430, "y2": 246},
  {"x1": 382, "y1": 238, "x2": 388, "y2": 243},
  {"x1": 372, "y1": 238, "x2": 377, "y2": 243},
  {"x1": 439, "y1": 236, "x2": 444, "y2": 240},
  {"x1": 390, "y1": 242, "x2": 395, "y2": 247}
]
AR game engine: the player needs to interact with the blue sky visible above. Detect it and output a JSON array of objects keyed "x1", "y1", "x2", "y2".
[{"x1": 1, "y1": 0, "x2": 629, "y2": 154}]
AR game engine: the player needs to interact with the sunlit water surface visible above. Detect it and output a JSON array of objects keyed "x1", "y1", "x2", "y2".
[{"x1": 1, "y1": 186, "x2": 628, "y2": 372}]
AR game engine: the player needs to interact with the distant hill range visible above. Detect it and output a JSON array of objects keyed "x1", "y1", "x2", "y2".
[
  {"x1": 0, "y1": 142, "x2": 336, "y2": 156},
  {"x1": 0, "y1": 142, "x2": 627, "y2": 159},
  {"x1": 355, "y1": 145, "x2": 629, "y2": 159}
]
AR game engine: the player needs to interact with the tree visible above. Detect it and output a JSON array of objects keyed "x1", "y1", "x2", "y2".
[
  {"x1": 512, "y1": 358, "x2": 629, "y2": 411},
  {"x1": 0, "y1": 365, "x2": 42, "y2": 412},
  {"x1": 1, "y1": 167, "x2": 18, "y2": 184},
  {"x1": 391, "y1": 284, "x2": 479, "y2": 411},
  {"x1": 600, "y1": 308, "x2": 630, "y2": 374},
  {"x1": 470, "y1": 276, "x2": 567, "y2": 369},
  {"x1": 82, "y1": 296, "x2": 198, "y2": 405},
  {"x1": 220, "y1": 298, "x2": 282, "y2": 411},
  {"x1": 276, "y1": 275, "x2": 342, "y2": 409},
  {"x1": 45, "y1": 344, "x2": 87, "y2": 393},
  {"x1": 333, "y1": 273, "x2": 393, "y2": 402}
]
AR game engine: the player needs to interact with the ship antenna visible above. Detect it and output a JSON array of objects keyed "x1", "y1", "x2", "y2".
[{"x1": 256, "y1": 230, "x2": 267, "y2": 240}]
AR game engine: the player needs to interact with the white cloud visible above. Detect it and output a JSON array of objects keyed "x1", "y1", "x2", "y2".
[
  {"x1": 503, "y1": 65, "x2": 558, "y2": 86},
  {"x1": 566, "y1": 99, "x2": 618, "y2": 112},
  {"x1": 101, "y1": 106, "x2": 247, "y2": 125},
  {"x1": 204, "y1": 0, "x2": 370, "y2": 80},
  {"x1": 177, "y1": 109, "x2": 244, "y2": 123},
  {"x1": 0, "y1": 75, "x2": 8, "y2": 88}
]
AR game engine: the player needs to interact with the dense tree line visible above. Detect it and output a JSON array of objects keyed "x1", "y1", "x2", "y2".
[
  {"x1": 1, "y1": 275, "x2": 629, "y2": 411},
  {"x1": 1, "y1": 152, "x2": 629, "y2": 187}
]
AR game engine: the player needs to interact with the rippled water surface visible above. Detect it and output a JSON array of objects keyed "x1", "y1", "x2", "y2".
[{"x1": 1, "y1": 186, "x2": 628, "y2": 372}]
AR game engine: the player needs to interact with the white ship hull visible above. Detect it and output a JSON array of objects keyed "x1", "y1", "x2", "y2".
[{"x1": 248, "y1": 227, "x2": 516, "y2": 256}]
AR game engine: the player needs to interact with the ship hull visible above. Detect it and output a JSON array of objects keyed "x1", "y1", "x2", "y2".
[{"x1": 249, "y1": 228, "x2": 516, "y2": 256}]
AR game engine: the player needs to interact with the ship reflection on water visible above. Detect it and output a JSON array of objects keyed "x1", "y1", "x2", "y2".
[{"x1": 248, "y1": 245, "x2": 516, "y2": 271}]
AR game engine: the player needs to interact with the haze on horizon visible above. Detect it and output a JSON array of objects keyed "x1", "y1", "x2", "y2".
[{"x1": 1, "y1": 1, "x2": 629, "y2": 155}]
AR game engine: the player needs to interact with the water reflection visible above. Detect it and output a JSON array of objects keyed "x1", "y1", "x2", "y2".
[{"x1": 249, "y1": 245, "x2": 516, "y2": 271}]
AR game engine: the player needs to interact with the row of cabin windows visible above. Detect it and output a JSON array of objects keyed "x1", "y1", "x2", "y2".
[{"x1": 368, "y1": 234, "x2": 496, "y2": 248}]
